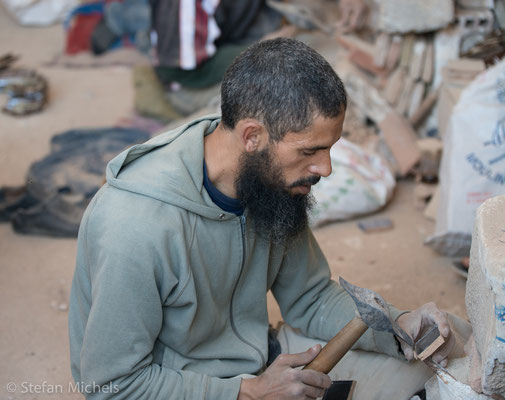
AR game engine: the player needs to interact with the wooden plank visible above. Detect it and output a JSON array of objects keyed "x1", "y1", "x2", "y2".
[
  {"x1": 422, "y1": 41, "x2": 434, "y2": 84},
  {"x1": 409, "y1": 38, "x2": 426, "y2": 80},
  {"x1": 378, "y1": 111, "x2": 421, "y2": 176},
  {"x1": 399, "y1": 34, "x2": 415, "y2": 69},
  {"x1": 395, "y1": 76, "x2": 415, "y2": 116},
  {"x1": 373, "y1": 32, "x2": 391, "y2": 68},
  {"x1": 338, "y1": 34, "x2": 388, "y2": 77},
  {"x1": 384, "y1": 67, "x2": 407, "y2": 106},
  {"x1": 410, "y1": 87, "x2": 439, "y2": 128},
  {"x1": 349, "y1": 49, "x2": 388, "y2": 76},
  {"x1": 385, "y1": 35, "x2": 403, "y2": 71},
  {"x1": 407, "y1": 81, "x2": 426, "y2": 120},
  {"x1": 337, "y1": 34, "x2": 376, "y2": 55}
]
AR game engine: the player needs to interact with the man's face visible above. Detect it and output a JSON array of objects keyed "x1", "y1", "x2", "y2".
[
  {"x1": 270, "y1": 113, "x2": 345, "y2": 195},
  {"x1": 235, "y1": 113, "x2": 344, "y2": 245}
]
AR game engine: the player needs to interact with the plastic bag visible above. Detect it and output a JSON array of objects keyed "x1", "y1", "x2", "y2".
[
  {"x1": 2, "y1": 0, "x2": 78, "y2": 26},
  {"x1": 309, "y1": 137, "x2": 396, "y2": 227},
  {"x1": 426, "y1": 58, "x2": 505, "y2": 257}
]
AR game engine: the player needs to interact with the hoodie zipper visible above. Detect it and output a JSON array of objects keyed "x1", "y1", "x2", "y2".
[{"x1": 229, "y1": 214, "x2": 266, "y2": 367}]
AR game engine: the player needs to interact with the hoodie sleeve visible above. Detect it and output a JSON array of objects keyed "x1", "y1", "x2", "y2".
[
  {"x1": 68, "y1": 193, "x2": 242, "y2": 400},
  {"x1": 270, "y1": 228, "x2": 406, "y2": 359}
]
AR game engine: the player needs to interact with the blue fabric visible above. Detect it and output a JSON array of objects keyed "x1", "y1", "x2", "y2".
[
  {"x1": 64, "y1": 1, "x2": 104, "y2": 30},
  {"x1": 203, "y1": 161, "x2": 243, "y2": 216}
]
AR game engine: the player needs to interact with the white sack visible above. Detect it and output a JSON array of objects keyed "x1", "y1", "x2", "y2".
[
  {"x1": 310, "y1": 138, "x2": 396, "y2": 227},
  {"x1": 426, "y1": 59, "x2": 505, "y2": 257},
  {"x1": 2, "y1": 0, "x2": 78, "y2": 26}
]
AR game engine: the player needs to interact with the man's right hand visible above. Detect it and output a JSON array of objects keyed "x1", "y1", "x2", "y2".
[{"x1": 238, "y1": 345, "x2": 332, "y2": 399}]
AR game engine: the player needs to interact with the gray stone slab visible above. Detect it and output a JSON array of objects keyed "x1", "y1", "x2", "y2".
[
  {"x1": 466, "y1": 194, "x2": 505, "y2": 396},
  {"x1": 377, "y1": 0, "x2": 454, "y2": 33}
]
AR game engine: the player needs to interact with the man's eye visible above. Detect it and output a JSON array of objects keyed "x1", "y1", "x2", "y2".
[{"x1": 303, "y1": 150, "x2": 316, "y2": 156}]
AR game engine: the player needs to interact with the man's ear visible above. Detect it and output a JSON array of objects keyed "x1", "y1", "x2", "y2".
[{"x1": 236, "y1": 119, "x2": 268, "y2": 153}]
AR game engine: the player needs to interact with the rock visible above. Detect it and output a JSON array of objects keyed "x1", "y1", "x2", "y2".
[
  {"x1": 456, "y1": 0, "x2": 494, "y2": 8},
  {"x1": 265, "y1": 0, "x2": 339, "y2": 33},
  {"x1": 466, "y1": 195, "x2": 505, "y2": 397},
  {"x1": 423, "y1": 185, "x2": 440, "y2": 221},
  {"x1": 425, "y1": 357, "x2": 491, "y2": 399},
  {"x1": 375, "y1": 0, "x2": 454, "y2": 33},
  {"x1": 414, "y1": 182, "x2": 437, "y2": 210},
  {"x1": 342, "y1": 69, "x2": 420, "y2": 176},
  {"x1": 415, "y1": 138, "x2": 443, "y2": 183},
  {"x1": 466, "y1": 335, "x2": 484, "y2": 393},
  {"x1": 336, "y1": 34, "x2": 388, "y2": 77}
]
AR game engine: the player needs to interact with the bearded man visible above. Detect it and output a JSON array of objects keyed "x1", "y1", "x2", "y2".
[{"x1": 69, "y1": 38, "x2": 467, "y2": 400}]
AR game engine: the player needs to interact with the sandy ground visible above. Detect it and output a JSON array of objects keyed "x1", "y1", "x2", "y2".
[{"x1": 0, "y1": 6, "x2": 467, "y2": 400}]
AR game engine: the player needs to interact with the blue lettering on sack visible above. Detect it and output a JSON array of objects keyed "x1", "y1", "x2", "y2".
[
  {"x1": 496, "y1": 306, "x2": 505, "y2": 322},
  {"x1": 497, "y1": 73, "x2": 505, "y2": 104},
  {"x1": 496, "y1": 71, "x2": 505, "y2": 103},
  {"x1": 466, "y1": 153, "x2": 505, "y2": 185},
  {"x1": 483, "y1": 117, "x2": 505, "y2": 165}
]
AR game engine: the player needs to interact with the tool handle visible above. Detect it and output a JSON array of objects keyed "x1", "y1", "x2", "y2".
[{"x1": 303, "y1": 316, "x2": 368, "y2": 374}]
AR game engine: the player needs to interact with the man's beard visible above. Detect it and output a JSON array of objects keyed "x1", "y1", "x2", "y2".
[{"x1": 234, "y1": 148, "x2": 318, "y2": 246}]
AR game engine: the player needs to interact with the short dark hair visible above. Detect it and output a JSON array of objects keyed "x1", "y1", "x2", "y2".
[{"x1": 220, "y1": 38, "x2": 347, "y2": 142}]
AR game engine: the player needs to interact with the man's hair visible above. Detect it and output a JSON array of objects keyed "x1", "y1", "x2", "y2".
[{"x1": 220, "y1": 38, "x2": 347, "y2": 142}]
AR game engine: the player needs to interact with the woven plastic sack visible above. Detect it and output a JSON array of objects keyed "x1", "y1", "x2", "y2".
[
  {"x1": 425, "y1": 59, "x2": 505, "y2": 257},
  {"x1": 2, "y1": 0, "x2": 78, "y2": 26},
  {"x1": 309, "y1": 137, "x2": 395, "y2": 227}
]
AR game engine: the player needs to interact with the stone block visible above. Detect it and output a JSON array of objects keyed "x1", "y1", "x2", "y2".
[
  {"x1": 415, "y1": 138, "x2": 442, "y2": 182},
  {"x1": 376, "y1": 0, "x2": 454, "y2": 33},
  {"x1": 466, "y1": 194, "x2": 505, "y2": 396},
  {"x1": 456, "y1": 0, "x2": 494, "y2": 10}
]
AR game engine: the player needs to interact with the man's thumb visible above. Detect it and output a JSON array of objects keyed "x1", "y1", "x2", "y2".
[
  {"x1": 402, "y1": 344, "x2": 414, "y2": 361},
  {"x1": 291, "y1": 344, "x2": 322, "y2": 367}
]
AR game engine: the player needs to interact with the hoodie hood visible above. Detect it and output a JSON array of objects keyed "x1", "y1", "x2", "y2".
[{"x1": 105, "y1": 114, "x2": 235, "y2": 221}]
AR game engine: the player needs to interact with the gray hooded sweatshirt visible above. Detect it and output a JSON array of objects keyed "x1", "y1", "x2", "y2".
[{"x1": 69, "y1": 115, "x2": 404, "y2": 400}]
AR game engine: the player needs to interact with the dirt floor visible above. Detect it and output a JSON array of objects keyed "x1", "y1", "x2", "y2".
[{"x1": 0, "y1": 6, "x2": 467, "y2": 400}]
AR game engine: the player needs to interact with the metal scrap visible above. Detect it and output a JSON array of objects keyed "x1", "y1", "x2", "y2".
[{"x1": 0, "y1": 68, "x2": 48, "y2": 116}]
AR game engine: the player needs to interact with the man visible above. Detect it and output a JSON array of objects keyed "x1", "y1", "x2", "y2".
[{"x1": 69, "y1": 38, "x2": 457, "y2": 399}]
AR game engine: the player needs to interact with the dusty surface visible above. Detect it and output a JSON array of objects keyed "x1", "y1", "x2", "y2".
[{"x1": 0, "y1": 6, "x2": 467, "y2": 400}]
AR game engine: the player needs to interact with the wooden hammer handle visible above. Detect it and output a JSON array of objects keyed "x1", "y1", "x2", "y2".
[{"x1": 303, "y1": 316, "x2": 369, "y2": 373}]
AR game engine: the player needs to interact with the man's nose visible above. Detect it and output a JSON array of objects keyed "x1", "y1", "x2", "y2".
[{"x1": 309, "y1": 153, "x2": 332, "y2": 178}]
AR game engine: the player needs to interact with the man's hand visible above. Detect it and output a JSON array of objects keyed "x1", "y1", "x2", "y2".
[
  {"x1": 335, "y1": 0, "x2": 369, "y2": 33},
  {"x1": 396, "y1": 302, "x2": 455, "y2": 367},
  {"x1": 238, "y1": 345, "x2": 332, "y2": 399}
]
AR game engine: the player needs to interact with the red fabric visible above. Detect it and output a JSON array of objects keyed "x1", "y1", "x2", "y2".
[
  {"x1": 65, "y1": 13, "x2": 103, "y2": 55},
  {"x1": 194, "y1": 0, "x2": 209, "y2": 66}
]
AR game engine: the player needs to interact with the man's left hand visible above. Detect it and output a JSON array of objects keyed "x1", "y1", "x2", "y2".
[{"x1": 395, "y1": 302, "x2": 454, "y2": 367}]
